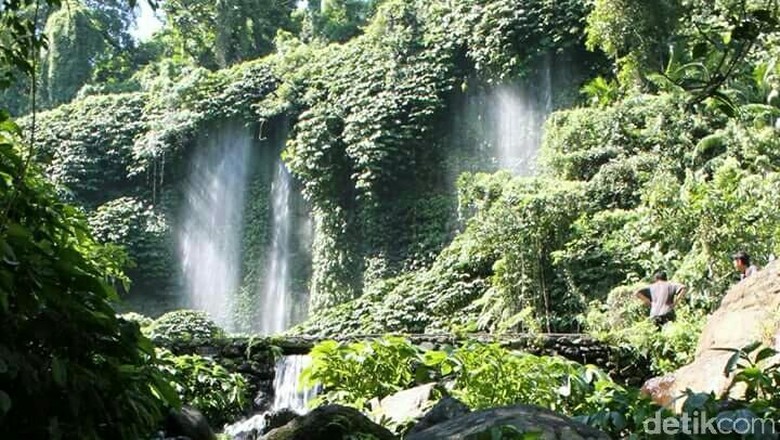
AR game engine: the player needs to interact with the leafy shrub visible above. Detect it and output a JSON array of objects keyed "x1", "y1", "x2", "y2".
[
  {"x1": 295, "y1": 173, "x2": 588, "y2": 336},
  {"x1": 0, "y1": 113, "x2": 177, "y2": 439},
  {"x1": 567, "y1": 366, "x2": 668, "y2": 437},
  {"x1": 303, "y1": 338, "x2": 780, "y2": 438},
  {"x1": 423, "y1": 342, "x2": 581, "y2": 411},
  {"x1": 303, "y1": 336, "x2": 594, "y2": 414},
  {"x1": 301, "y1": 336, "x2": 422, "y2": 409},
  {"x1": 156, "y1": 349, "x2": 248, "y2": 427},
  {"x1": 149, "y1": 310, "x2": 225, "y2": 345}
]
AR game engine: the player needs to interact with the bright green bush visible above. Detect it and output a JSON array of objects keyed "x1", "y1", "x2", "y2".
[
  {"x1": 301, "y1": 336, "x2": 422, "y2": 409},
  {"x1": 149, "y1": 310, "x2": 226, "y2": 346},
  {"x1": 156, "y1": 349, "x2": 248, "y2": 427},
  {"x1": 423, "y1": 342, "x2": 581, "y2": 411},
  {"x1": 303, "y1": 336, "x2": 594, "y2": 414},
  {"x1": 302, "y1": 338, "x2": 780, "y2": 438}
]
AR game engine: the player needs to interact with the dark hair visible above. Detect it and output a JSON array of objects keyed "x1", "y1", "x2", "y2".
[
  {"x1": 732, "y1": 251, "x2": 751, "y2": 265},
  {"x1": 654, "y1": 271, "x2": 667, "y2": 281}
]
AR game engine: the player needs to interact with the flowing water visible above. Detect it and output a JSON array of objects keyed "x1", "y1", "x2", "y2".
[
  {"x1": 177, "y1": 121, "x2": 253, "y2": 330},
  {"x1": 258, "y1": 162, "x2": 294, "y2": 334},
  {"x1": 492, "y1": 55, "x2": 553, "y2": 175},
  {"x1": 222, "y1": 355, "x2": 318, "y2": 439},
  {"x1": 271, "y1": 355, "x2": 318, "y2": 412}
]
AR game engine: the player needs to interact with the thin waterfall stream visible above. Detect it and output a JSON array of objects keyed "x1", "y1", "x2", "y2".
[{"x1": 259, "y1": 162, "x2": 294, "y2": 334}]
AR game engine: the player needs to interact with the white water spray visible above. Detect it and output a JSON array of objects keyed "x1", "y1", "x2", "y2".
[
  {"x1": 259, "y1": 162, "x2": 293, "y2": 334},
  {"x1": 493, "y1": 55, "x2": 554, "y2": 175},
  {"x1": 177, "y1": 121, "x2": 252, "y2": 330},
  {"x1": 272, "y1": 355, "x2": 318, "y2": 412}
]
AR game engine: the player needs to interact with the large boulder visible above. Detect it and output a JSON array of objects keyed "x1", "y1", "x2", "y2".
[
  {"x1": 642, "y1": 261, "x2": 780, "y2": 409},
  {"x1": 263, "y1": 405, "x2": 396, "y2": 440},
  {"x1": 405, "y1": 404, "x2": 609, "y2": 440},
  {"x1": 370, "y1": 383, "x2": 437, "y2": 427},
  {"x1": 164, "y1": 406, "x2": 216, "y2": 440}
]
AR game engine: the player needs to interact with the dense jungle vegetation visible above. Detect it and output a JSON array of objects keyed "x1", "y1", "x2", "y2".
[{"x1": 5, "y1": 0, "x2": 780, "y2": 438}]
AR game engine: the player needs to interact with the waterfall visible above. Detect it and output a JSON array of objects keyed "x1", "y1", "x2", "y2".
[
  {"x1": 493, "y1": 56, "x2": 553, "y2": 175},
  {"x1": 258, "y1": 162, "x2": 293, "y2": 334},
  {"x1": 271, "y1": 355, "x2": 318, "y2": 413},
  {"x1": 222, "y1": 355, "x2": 318, "y2": 439},
  {"x1": 177, "y1": 121, "x2": 253, "y2": 330}
]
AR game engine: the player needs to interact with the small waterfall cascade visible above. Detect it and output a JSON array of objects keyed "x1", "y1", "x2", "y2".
[
  {"x1": 177, "y1": 121, "x2": 253, "y2": 330},
  {"x1": 222, "y1": 355, "x2": 319, "y2": 439},
  {"x1": 258, "y1": 162, "x2": 294, "y2": 334},
  {"x1": 493, "y1": 55, "x2": 554, "y2": 175},
  {"x1": 271, "y1": 355, "x2": 318, "y2": 413}
]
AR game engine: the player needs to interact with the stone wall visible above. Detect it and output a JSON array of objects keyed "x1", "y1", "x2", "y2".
[{"x1": 163, "y1": 338, "x2": 279, "y2": 413}]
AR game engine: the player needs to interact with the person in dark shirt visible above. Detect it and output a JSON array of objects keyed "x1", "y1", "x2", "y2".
[
  {"x1": 732, "y1": 251, "x2": 759, "y2": 281},
  {"x1": 635, "y1": 271, "x2": 687, "y2": 327}
]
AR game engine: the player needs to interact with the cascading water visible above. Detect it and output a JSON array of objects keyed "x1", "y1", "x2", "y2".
[
  {"x1": 177, "y1": 121, "x2": 253, "y2": 330},
  {"x1": 222, "y1": 355, "x2": 318, "y2": 439},
  {"x1": 271, "y1": 355, "x2": 318, "y2": 412},
  {"x1": 258, "y1": 162, "x2": 293, "y2": 334},
  {"x1": 493, "y1": 55, "x2": 553, "y2": 175}
]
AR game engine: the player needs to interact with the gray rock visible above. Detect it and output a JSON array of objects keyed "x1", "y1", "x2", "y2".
[
  {"x1": 643, "y1": 260, "x2": 780, "y2": 411},
  {"x1": 265, "y1": 408, "x2": 299, "y2": 433},
  {"x1": 372, "y1": 383, "x2": 437, "y2": 426},
  {"x1": 407, "y1": 396, "x2": 470, "y2": 436},
  {"x1": 165, "y1": 406, "x2": 216, "y2": 440},
  {"x1": 264, "y1": 405, "x2": 396, "y2": 440},
  {"x1": 405, "y1": 404, "x2": 609, "y2": 440}
]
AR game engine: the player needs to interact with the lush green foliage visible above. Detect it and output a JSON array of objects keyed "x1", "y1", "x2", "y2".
[
  {"x1": 583, "y1": 286, "x2": 706, "y2": 374},
  {"x1": 156, "y1": 348, "x2": 248, "y2": 426},
  {"x1": 422, "y1": 342, "x2": 582, "y2": 411},
  {"x1": 294, "y1": 172, "x2": 587, "y2": 334},
  {"x1": 158, "y1": 0, "x2": 296, "y2": 68},
  {"x1": 301, "y1": 336, "x2": 421, "y2": 409},
  {"x1": 24, "y1": 58, "x2": 279, "y2": 306},
  {"x1": 304, "y1": 337, "x2": 780, "y2": 438},
  {"x1": 303, "y1": 337, "x2": 588, "y2": 413},
  {"x1": 0, "y1": 111, "x2": 176, "y2": 438},
  {"x1": 260, "y1": 0, "x2": 595, "y2": 310},
  {"x1": 16, "y1": 0, "x2": 600, "y2": 328},
  {"x1": 89, "y1": 196, "x2": 173, "y2": 288},
  {"x1": 13, "y1": 0, "x2": 780, "y2": 365},
  {"x1": 148, "y1": 310, "x2": 226, "y2": 345}
]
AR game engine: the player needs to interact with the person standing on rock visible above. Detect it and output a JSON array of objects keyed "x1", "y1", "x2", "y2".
[
  {"x1": 634, "y1": 271, "x2": 687, "y2": 327},
  {"x1": 732, "y1": 251, "x2": 759, "y2": 281}
]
